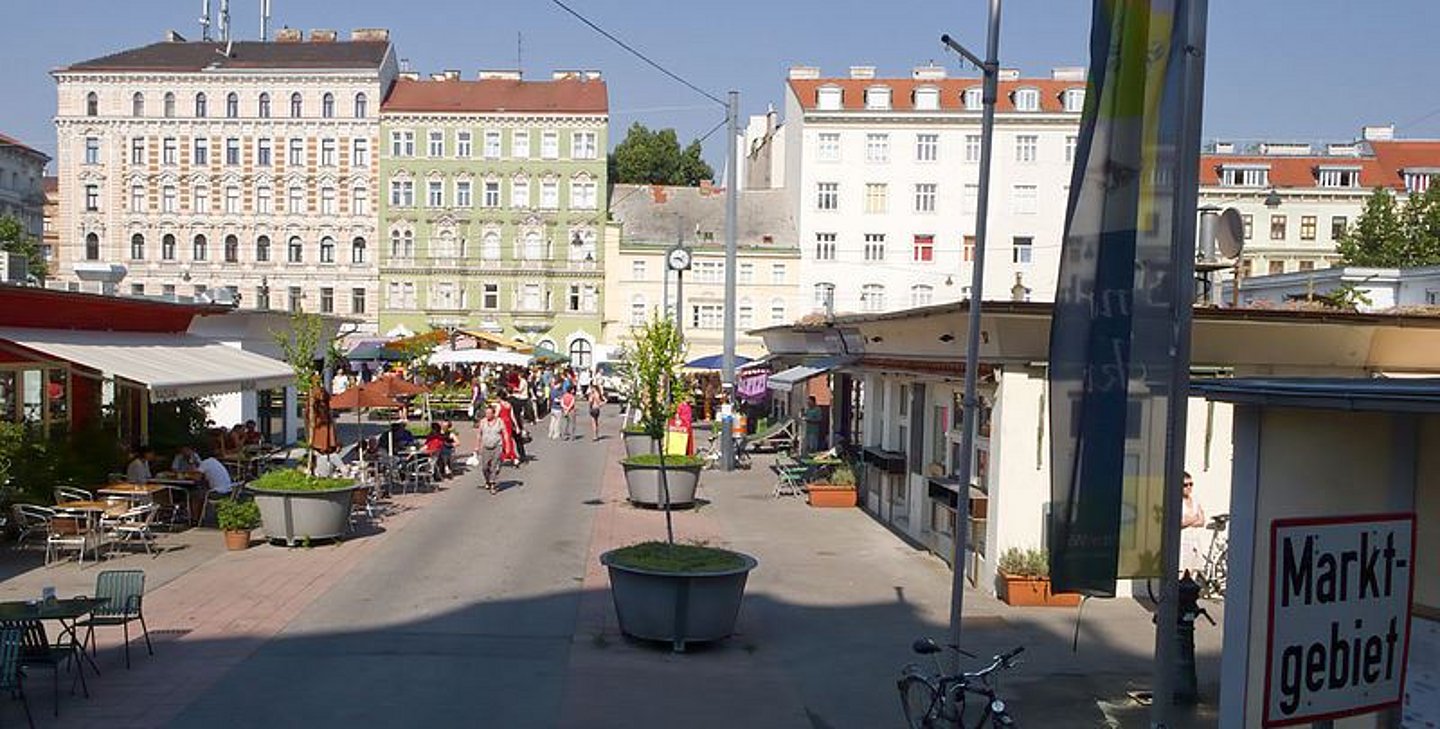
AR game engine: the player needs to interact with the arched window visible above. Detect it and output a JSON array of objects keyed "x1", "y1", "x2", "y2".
[
  {"x1": 258, "y1": 92, "x2": 271, "y2": 118},
  {"x1": 353, "y1": 92, "x2": 368, "y2": 118},
  {"x1": 289, "y1": 92, "x2": 303, "y2": 118},
  {"x1": 225, "y1": 92, "x2": 238, "y2": 118},
  {"x1": 255, "y1": 235, "x2": 271, "y2": 262},
  {"x1": 192, "y1": 234, "x2": 208, "y2": 261},
  {"x1": 481, "y1": 231, "x2": 501, "y2": 260},
  {"x1": 350, "y1": 237, "x2": 366, "y2": 264},
  {"x1": 523, "y1": 230, "x2": 543, "y2": 260},
  {"x1": 287, "y1": 236, "x2": 303, "y2": 263},
  {"x1": 131, "y1": 92, "x2": 145, "y2": 117},
  {"x1": 403, "y1": 230, "x2": 414, "y2": 257},
  {"x1": 84, "y1": 232, "x2": 100, "y2": 260},
  {"x1": 319, "y1": 236, "x2": 336, "y2": 263},
  {"x1": 568, "y1": 338, "x2": 593, "y2": 369},
  {"x1": 85, "y1": 92, "x2": 98, "y2": 117},
  {"x1": 910, "y1": 284, "x2": 934, "y2": 307},
  {"x1": 321, "y1": 93, "x2": 335, "y2": 118},
  {"x1": 129, "y1": 233, "x2": 145, "y2": 260},
  {"x1": 390, "y1": 230, "x2": 403, "y2": 258},
  {"x1": 224, "y1": 234, "x2": 239, "y2": 262},
  {"x1": 162, "y1": 234, "x2": 176, "y2": 260},
  {"x1": 813, "y1": 282, "x2": 835, "y2": 310},
  {"x1": 861, "y1": 283, "x2": 886, "y2": 312},
  {"x1": 163, "y1": 92, "x2": 175, "y2": 118},
  {"x1": 194, "y1": 92, "x2": 207, "y2": 118}
]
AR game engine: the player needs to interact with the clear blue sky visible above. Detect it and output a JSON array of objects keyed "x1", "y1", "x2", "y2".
[{"x1": 4, "y1": 0, "x2": 1439, "y2": 170}]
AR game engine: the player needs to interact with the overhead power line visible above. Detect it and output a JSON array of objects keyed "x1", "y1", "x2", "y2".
[{"x1": 550, "y1": 0, "x2": 724, "y2": 108}]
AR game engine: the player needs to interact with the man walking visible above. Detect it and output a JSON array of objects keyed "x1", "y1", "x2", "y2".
[
  {"x1": 548, "y1": 379, "x2": 564, "y2": 439},
  {"x1": 475, "y1": 404, "x2": 505, "y2": 493},
  {"x1": 560, "y1": 386, "x2": 577, "y2": 441}
]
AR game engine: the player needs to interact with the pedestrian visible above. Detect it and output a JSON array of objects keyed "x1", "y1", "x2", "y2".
[
  {"x1": 560, "y1": 386, "x2": 577, "y2": 440},
  {"x1": 548, "y1": 379, "x2": 564, "y2": 439},
  {"x1": 424, "y1": 422, "x2": 451, "y2": 480},
  {"x1": 469, "y1": 376, "x2": 485, "y2": 423},
  {"x1": 578, "y1": 365, "x2": 593, "y2": 394},
  {"x1": 802, "y1": 396, "x2": 824, "y2": 455},
  {"x1": 474, "y1": 404, "x2": 505, "y2": 493},
  {"x1": 498, "y1": 397, "x2": 523, "y2": 465},
  {"x1": 588, "y1": 384, "x2": 605, "y2": 440},
  {"x1": 1180, "y1": 472, "x2": 1206, "y2": 576},
  {"x1": 514, "y1": 372, "x2": 533, "y2": 425}
]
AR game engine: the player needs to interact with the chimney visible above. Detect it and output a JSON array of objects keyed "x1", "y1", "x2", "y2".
[
  {"x1": 1213, "y1": 141, "x2": 1235, "y2": 154},
  {"x1": 848, "y1": 65, "x2": 876, "y2": 80},
  {"x1": 478, "y1": 70, "x2": 522, "y2": 80},
  {"x1": 1051, "y1": 66, "x2": 1086, "y2": 81},
  {"x1": 275, "y1": 27, "x2": 302, "y2": 43},
  {"x1": 309, "y1": 29, "x2": 337, "y2": 43},
  {"x1": 788, "y1": 66, "x2": 820, "y2": 80},
  {"x1": 998, "y1": 68, "x2": 1021, "y2": 81},
  {"x1": 398, "y1": 71, "x2": 420, "y2": 81},
  {"x1": 912, "y1": 63, "x2": 947, "y2": 80},
  {"x1": 165, "y1": 29, "x2": 188, "y2": 43},
  {"x1": 350, "y1": 28, "x2": 390, "y2": 42},
  {"x1": 651, "y1": 185, "x2": 668, "y2": 204},
  {"x1": 1362, "y1": 124, "x2": 1395, "y2": 142},
  {"x1": 430, "y1": 70, "x2": 460, "y2": 81},
  {"x1": 552, "y1": 70, "x2": 584, "y2": 81}
]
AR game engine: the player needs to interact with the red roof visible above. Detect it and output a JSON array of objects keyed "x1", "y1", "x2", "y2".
[
  {"x1": 61, "y1": 40, "x2": 391, "y2": 72},
  {"x1": 1200, "y1": 140, "x2": 1440, "y2": 191},
  {"x1": 0, "y1": 285, "x2": 225, "y2": 333},
  {"x1": 787, "y1": 77, "x2": 1083, "y2": 113},
  {"x1": 0, "y1": 132, "x2": 49, "y2": 160},
  {"x1": 381, "y1": 77, "x2": 608, "y2": 114}
]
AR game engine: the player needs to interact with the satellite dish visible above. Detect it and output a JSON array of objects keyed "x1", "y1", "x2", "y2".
[{"x1": 1216, "y1": 207, "x2": 1245, "y2": 259}]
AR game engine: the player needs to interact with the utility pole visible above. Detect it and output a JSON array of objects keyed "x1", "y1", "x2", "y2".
[{"x1": 719, "y1": 90, "x2": 740, "y2": 471}]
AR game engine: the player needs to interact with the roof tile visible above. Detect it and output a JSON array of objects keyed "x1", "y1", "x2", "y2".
[
  {"x1": 787, "y1": 77, "x2": 1083, "y2": 113},
  {"x1": 381, "y1": 77, "x2": 607, "y2": 114}
]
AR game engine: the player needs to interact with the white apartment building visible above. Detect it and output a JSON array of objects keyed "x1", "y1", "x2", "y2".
[
  {"x1": 52, "y1": 28, "x2": 398, "y2": 329},
  {"x1": 783, "y1": 64, "x2": 1086, "y2": 314},
  {"x1": 1198, "y1": 125, "x2": 1440, "y2": 282},
  {"x1": 0, "y1": 132, "x2": 49, "y2": 241}
]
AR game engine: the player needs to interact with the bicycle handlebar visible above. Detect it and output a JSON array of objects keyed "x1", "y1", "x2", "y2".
[{"x1": 1001, "y1": 645, "x2": 1025, "y2": 663}]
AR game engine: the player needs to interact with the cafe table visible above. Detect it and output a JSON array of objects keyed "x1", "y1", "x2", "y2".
[
  {"x1": 95, "y1": 483, "x2": 167, "y2": 502},
  {"x1": 0, "y1": 595, "x2": 110, "y2": 680}
]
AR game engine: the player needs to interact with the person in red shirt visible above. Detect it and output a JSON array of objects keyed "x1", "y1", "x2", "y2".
[{"x1": 423, "y1": 423, "x2": 452, "y2": 480}]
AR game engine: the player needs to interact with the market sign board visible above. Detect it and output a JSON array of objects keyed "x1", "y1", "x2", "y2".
[{"x1": 1264, "y1": 514, "x2": 1416, "y2": 726}]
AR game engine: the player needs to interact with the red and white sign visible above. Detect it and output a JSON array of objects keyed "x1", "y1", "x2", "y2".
[{"x1": 1264, "y1": 514, "x2": 1416, "y2": 727}]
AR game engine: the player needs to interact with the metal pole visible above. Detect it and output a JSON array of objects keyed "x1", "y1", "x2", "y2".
[
  {"x1": 676, "y1": 270, "x2": 684, "y2": 340},
  {"x1": 1153, "y1": 0, "x2": 1209, "y2": 725},
  {"x1": 720, "y1": 90, "x2": 740, "y2": 471},
  {"x1": 945, "y1": 0, "x2": 1001, "y2": 676}
]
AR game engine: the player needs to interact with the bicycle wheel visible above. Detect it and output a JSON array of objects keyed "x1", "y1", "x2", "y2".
[{"x1": 898, "y1": 675, "x2": 942, "y2": 728}]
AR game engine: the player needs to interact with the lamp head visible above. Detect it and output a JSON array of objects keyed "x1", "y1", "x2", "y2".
[{"x1": 1263, "y1": 188, "x2": 1282, "y2": 208}]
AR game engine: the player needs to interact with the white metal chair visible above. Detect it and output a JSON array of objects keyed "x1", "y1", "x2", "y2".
[
  {"x1": 104, "y1": 504, "x2": 159, "y2": 557},
  {"x1": 11, "y1": 504, "x2": 54, "y2": 551},
  {"x1": 44, "y1": 513, "x2": 92, "y2": 566},
  {"x1": 53, "y1": 486, "x2": 92, "y2": 504}
]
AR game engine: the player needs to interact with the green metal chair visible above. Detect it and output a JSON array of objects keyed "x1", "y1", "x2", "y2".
[
  {"x1": 0, "y1": 627, "x2": 33, "y2": 728},
  {"x1": 0, "y1": 619, "x2": 82, "y2": 718},
  {"x1": 76, "y1": 570, "x2": 152, "y2": 669}
]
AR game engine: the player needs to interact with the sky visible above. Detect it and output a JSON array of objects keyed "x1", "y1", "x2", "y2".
[{"x1": 3, "y1": 0, "x2": 1439, "y2": 170}]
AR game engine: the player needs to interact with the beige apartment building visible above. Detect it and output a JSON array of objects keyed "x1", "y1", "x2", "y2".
[{"x1": 52, "y1": 28, "x2": 398, "y2": 329}]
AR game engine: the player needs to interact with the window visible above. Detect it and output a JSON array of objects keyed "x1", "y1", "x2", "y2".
[
  {"x1": 289, "y1": 92, "x2": 302, "y2": 118},
  {"x1": 771, "y1": 263, "x2": 787, "y2": 284},
  {"x1": 194, "y1": 92, "x2": 207, "y2": 117},
  {"x1": 567, "y1": 284, "x2": 583, "y2": 312},
  {"x1": 288, "y1": 286, "x2": 303, "y2": 312},
  {"x1": 390, "y1": 130, "x2": 414, "y2": 157},
  {"x1": 1013, "y1": 88, "x2": 1040, "y2": 111},
  {"x1": 1016, "y1": 135, "x2": 1038, "y2": 162},
  {"x1": 770, "y1": 297, "x2": 787, "y2": 324},
  {"x1": 865, "y1": 133, "x2": 890, "y2": 163},
  {"x1": 194, "y1": 137, "x2": 210, "y2": 165},
  {"x1": 319, "y1": 186, "x2": 336, "y2": 215},
  {"x1": 390, "y1": 230, "x2": 415, "y2": 258},
  {"x1": 129, "y1": 184, "x2": 144, "y2": 212},
  {"x1": 1219, "y1": 166, "x2": 1270, "y2": 187},
  {"x1": 82, "y1": 235, "x2": 101, "y2": 262},
  {"x1": 1317, "y1": 167, "x2": 1361, "y2": 188},
  {"x1": 255, "y1": 235, "x2": 271, "y2": 262},
  {"x1": 131, "y1": 283, "x2": 145, "y2": 296},
  {"x1": 914, "y1": 87, "x2": 940, "y2": 110},
  {"x1": 568, "y1": 339, "x2": 593, "y2": 369},
  {"x1": 351, "y1": 237, "x2": 366, "y2": 264},
  {"x1": 482, "y1": 283, "x2": 500, "y2": 310},
  {"x1": 84, "y1": 184, "x2": 99, "y2": 211},
  {"x1": 1299, "y1": 260, "x2": 1316, "y2": 272},
  {"x1": 320, "y1": 92, "x2": 334, "y2": 119},
  {"x1": 631, "y1": 259, "x2": 646, "y2": 280},
  {"x1": 224, "y1": 235, "x2": 239, "y2": 262},
  {"x1": 693, "y1": 260, "x2": 724, "y2": 283},
  {"x1": 481, "y1": 232, "x2": 501, "y2": 261},
  {"x1": 863, "y1": 233, "x2": 886, "y2": 261},
  {"x1": 389, "y1": 179, "x2": 414, "y2": 207},
  {"x1": 913, "y1": 234, "x2": 934, "y2": 262},
  {"x1": 864, "y1": 86, "x2": 892, "y2": 109},
  {"x1": 476, "y1": 130, "x2": 499, "y2": 159},
  {"x1": 1300, "y1": 215, "x2": 1317, "y2": 241},
  {"x1": 225, "y1": 137, "x2": 240, "y2": 165},
  {"x1": 739, "y1": 299, "x2": 754, "y2": 329},
  {"x1": 1405, "y1": 173, "x2": 1437, "y2": 195},
  {"x1": 541, "y1": 130, "x2": 559, "y2": 159},
  {"x1": 320, "y1": 138, "x2": 336, "y2": 167},
  {"x1": 162, "y1": 92, "x2": 175, "y2": 117},
  {"x1": 162, "y1": 138, "x2": 177, "y2": 165},
  {"x1": 288, "y1": 138, "x2": 304, "y2": 166},
  {"x1": 350, "y1": 186, "x2": 368, "y2": 215},
  {"x1": 864, "y1": 183, "x2": 888, "y2": 214},
  {"x1": 162, "y1": 185, "x2": 177, "y2": 213},
  {"x1": 569, "y1": 229, "x2": 597, "y2": 262},
  {"x1": 428, "y1": 130, "x2": 444, "y2": 158},
  {"x1": 965, "y1": 135, "x2": 981, "y2": 163},
  {"x1": 288, "y1": 185, "x2": 305, "y2": 213},
  {"x1": 817, "y1": 86, "x2": 843, "y2": 110},
  {"x1": 1013, "y1": 184, "x2": 1038, "y2": 214},
  {"x1": 511, "y1": 177, "x2": 529, "y2": 208},
  {"x1": 192, "y1": 234, "x2": 208, "y2": 261},
  {"x1": 225, "y1": 92, "x2": 238, "y2": 118},
  {"x1": 519, "y1": 282, "x2": 542, "y2": 310},
  {"x1": 1065, "y1": 135, "x2": 1078, "y2": 163},
  {"x1": 690, "y1": 303, "x2": 723, "y2": 329},
  {"x1": 287, "y1": 236, "x2": 303, "y2": 263},
  {"x1": 963, "y1": 235, "x2": 976, "y2": 261},
  {"x1": 256, "y1": 186, "x2": 272, "y2": 214},
  {"x1": 512, "y1": 130, "x2": 530, "y2": 158},
  {"x1": 162, "y1": 234, "x2": 176, "y2": 260},
  {"x1": 1062, "y1": 88, "x2": 1085, "y2": 113},
  {"x1": 130, "y1": 137, "x2": 145, "y2": 164},
  {"x1": 256, "y1": 138, "x2": 271, "y2": 166},
  {"x1": 540, "y1": 179, "x2": 559, "y2": 209},
  {"x1": 351, "y1": 138, "x2": 369, "y2": 167},
  {"x1": 522, "y1": 230, "x2": 545, "y2": 260},
  {"x1": 815, "y1": 232, "x2": 837, "y2": 260},
  {"x1": 224, "y1": 185, "x2": 240, "y2": 214},
  {"x1": 916, "y1": 133, "x2": 938, "y2": 162},
  {"x1": 1331, "y1": 216, "x2": 1348, "y2": 240},
  {"x1": 482, "y1": 180, "x2": 500, "y2": 208},
  {"x1": 817, "y1": 132, "x2": 840, "y2": 161},
  {"x1": 129, "y1": 233, "x2": 145, "y2": 260},
  {"x1": 737, "y1": 262, "x2": 754, "y2": 284},
  {"x1": 1268, "y1": 260, "x2": 1285, "y2": 275},
  {"x1": 84, "y1": 137, "x2": 100, "y2": 165},
  {"x1": 427, "y1": 180, "x2": 444, "y2": 207},
  {"x1": 319, "y1": 236, "x2": 335, "y2": 263},
  {"x1": 816, "y1": 182, "x2": 839, "y2": 211},
  {"x1": 572, "y1": 179, "x2": 598, "y2": 210},
  {"x1": 630, "y1": 294, "x2": 647, "y2": 325},
  {"x1": 1270, "y1": 214, "x2": 1287, "y2": 240},
  {"x1": 455, "y1": 180, "x2": 472, "y2": 208},
  {"x1": 861, "y1": 284, "x2": 886, "y2": 312},
  {"x1": 915, "y1": 183, "x2": 937, "y2": 213},
  {"x1": 911, "y1": 284, "x2": 934, "y2": 307},
  {"x1": 814, "y1": 282, "x2": 836, "y2": 310},
  {"x1": 258, "y1": 92, "x2": 271, "y2": 118},
  {"x1": 963, "y1": 87, "x2": 982, "y2": 109},
  {"x1": 1242, "y1": 213, "x2": 1253, "y2": 239},
  {"x1": 572, "y1": 131, "x2": 598, "y2": 159},
  {"x1": 1012, "y1": 236, "x2": 1033, "y2": 264}
]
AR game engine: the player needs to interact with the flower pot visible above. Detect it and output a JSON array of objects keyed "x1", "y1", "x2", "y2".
[
  {"x1": 806, "y1": 483, "x2": 857, "y2": 508},
  {"x1": 623, "y1": 431, "x2": 655, "y2": 458},
  {"x1": 622, "y1": 462, "x2": 701, "y2": 508},
  {"x1": 601, "y1": 549, "x2": 758, "y2": 652},
  {"x1": 998, "y1": 574, "x2": 1082, "y2": 607},
  {"x1": 223, "y1": 529, "x2": 252, "y2": 551},
  {"x1": 251, "y1": 482, "x2": 363, "y2": 546}
]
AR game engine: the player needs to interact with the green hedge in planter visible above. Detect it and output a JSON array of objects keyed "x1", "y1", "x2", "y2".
[
  {"x1": 621, "y1": 453, "x2": 705, "y2": 468},
  {"x1": 250, "y1": 469, "x2": 354, "y2": 492},
  {"x1": 606, "y1": 541, "x2": 748, "y2": 573},
  {"x1": 997, "y1": 547, "x2": 1049, "y2": 578}
]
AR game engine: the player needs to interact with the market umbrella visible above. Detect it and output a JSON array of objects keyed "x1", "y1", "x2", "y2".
[
  {"x1": 531, "y1": 346, "x2": 570, "y2": 365},
  {"x1": 346, "y1": 342, "x2": 407, "y2": 362},
  {"x1": 685, "y1": 354, "x2": 753, "y2": 371},
  {"x1": 330, "y1": 382, "x2": 405, "y2": 473}
]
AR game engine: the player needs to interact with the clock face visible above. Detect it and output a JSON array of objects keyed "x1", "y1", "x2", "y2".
[{"x1": 668, "y1": 248, "x2": 692, "y2": 270}]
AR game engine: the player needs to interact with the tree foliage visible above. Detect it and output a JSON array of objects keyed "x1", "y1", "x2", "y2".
[
  {"x1": 1338, "y1": 182, "x2": 1440, "y2": 267},
  {"x1": 0, "y1": 215, "x2": 46, "y2": 283},
  {"x1": 609, "y1": 123, "x2": 714, "y2": 186}
]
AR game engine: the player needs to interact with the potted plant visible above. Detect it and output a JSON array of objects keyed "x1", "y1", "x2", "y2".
[
  {"x1": 807, "y1": 462, "x2": 858, "y2": 508},
  {"x1": 996, "y1": 547, "x2": 1082, "y2": 607},
  {"x1": 617, "y1": 315, "x2": 700, "y2": 508},
  {"x1": 601, "y1": 312, "x2": 757, "y2": 651},
  {"x1": 248, "y1": 468, "x2": 363, "y2": 546},
  {"x1": 215, "y1": 498, "x2": 261, "y2": 551}
]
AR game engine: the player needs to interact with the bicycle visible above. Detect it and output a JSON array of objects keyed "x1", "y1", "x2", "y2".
[
  {"x1": 698, "y1": 432, "x2": 752, "y2": 470},
  {"x1": 1194, "y1": 513, "x2": 1229, "y2": 600},
  {"x1": 898, "y1": 638, "x2": 1024, "y2": 728}
]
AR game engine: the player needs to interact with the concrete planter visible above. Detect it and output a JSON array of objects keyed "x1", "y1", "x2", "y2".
[
  {"x1": 251, "y1": 482, "x2": 363, "y2": 546},
  {"x1": 623, "y1": 462, "x2": 701, "y2": 508},
  {"x1": 998, "y1": 574, "x2": 1082, "y2": 607},
  {"x1": 601, "y1": 549, "x2": 758, "y2": 651},
  {"x1": 623, "y1": 431, "x2": 654, "y2": 458},
  {"x1": 806, "y1": 483, "x2": 857, "y2": 508}
]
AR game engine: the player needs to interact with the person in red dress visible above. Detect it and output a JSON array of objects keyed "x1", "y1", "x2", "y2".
[{"x1": 497, "y1": 398, "x2": 520, "y2": 466}]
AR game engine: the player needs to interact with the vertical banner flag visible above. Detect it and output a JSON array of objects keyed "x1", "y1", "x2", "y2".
[{"x1": 1048, "y1": 0, "x2": 1195, "y2": 596}]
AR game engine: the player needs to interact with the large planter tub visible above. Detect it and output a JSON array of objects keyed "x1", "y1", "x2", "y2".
[
  {"x1": 622, "y1": 431, "x2": 654, "y2": 458},
  {"x1": 623, "y1": 463, "x2": 701, "y2": 508},
  {"x1": 601, "y1": 549, "x2": 758, "y2": 652},
  {"x1": 251, "y1": 482, "x2": 364, "y2": 546}
]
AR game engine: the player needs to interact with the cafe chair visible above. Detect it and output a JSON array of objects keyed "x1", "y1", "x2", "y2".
[
  {"x1": 0, "y1": 619, "x2": 85, "y2": 717},
  {"x1": 0, "y1": 627, "x2": 33, "y2": 728},
  {"x1": 103, "y1": 505, "x2": 159, "y2": 558},
  {"x1": 52, "y1": 487, "x2": 91, "y2": 505},
  {"x1": 44, "y1": 515, "x2": 91, "y2": 567},
  {"x1": 76, "y1": 570, "x2": 152, "y2": 670},
  {"x1": 10, "y1": 505, "x2": 54, "y2": 552}
]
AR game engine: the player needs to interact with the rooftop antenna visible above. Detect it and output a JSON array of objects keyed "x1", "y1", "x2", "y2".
[
  {"x1": 260, "y1": 0, "x2": 271, "y2": 41},
  {"x1": 219, "y1": 0, "x2": 230, "y2": 41},
  {"x1": 199, "y1": 0, "x2": 212, "y2": 41},
  {"x1": 517, "y1": 31, "x2": 523, "y2": 76}
]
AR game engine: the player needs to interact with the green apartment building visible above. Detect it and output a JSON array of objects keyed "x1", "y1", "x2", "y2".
[{"x1": 378, "y1": 70, "x2": 608, "y2": 366}]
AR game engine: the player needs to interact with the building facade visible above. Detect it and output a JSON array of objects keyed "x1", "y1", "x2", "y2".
[
  {"x1": 377, "y1": 71, "x2": 609, "y2": 366},
  {"x1": 41, "y1": 177, "x2": 59, "y2": 277},
  {"x1": 52, "y1": 28, "x2": 398, "y2": 327},
  {"x1": 783, "y1": 64, "x2": 1086, "y2": 314},
  {"x1": 0, "y1": 132, "x2": 50, "y2": 241},
  {"x1": 604, "y1": 183, "x2": 802, "y2": 358}
]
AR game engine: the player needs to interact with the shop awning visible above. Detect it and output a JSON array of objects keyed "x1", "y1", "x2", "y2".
[
  {"x1": 767, "y1": 355, "x2": 855, "y2": 393},
  {"x1": 458, "y1": 329, "x2": 534, "y2": 353},
  {"x1": 430, "y1": 348, "x2": 531, "y2": 366},
  {"x1": 0, "y1": 327, "x2": 294, "y2": 402}
]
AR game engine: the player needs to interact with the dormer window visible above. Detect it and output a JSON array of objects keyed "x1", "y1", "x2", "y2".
[
  {"x1": 817, "y1": 86, "x2": 843, "y2": 111},
  {"x1": 963, "y1": 87, "x2": 982, "y2": 110},
  {"x1": 1316, "y1": 166, "x2": 1361, "y2": 189},
  {"x1": 864, "y1": 86, "x2": 892, "y2": 110},
  {"x1": 1013, "y1": 88, "x2": 1040, "y2": 111},
  {"x1": 1062, "y1": 87, "x2": 1085, "y2": 113},
  {"x1": 1403, "y1": 169, "x2": 1439, "y2": 195},
  {"x1": 913, "y1": 86, "x2": 940, "y2": 111},
  {"x1": 1218, "y1": 165, "x2": 1270, "y2": 187}
]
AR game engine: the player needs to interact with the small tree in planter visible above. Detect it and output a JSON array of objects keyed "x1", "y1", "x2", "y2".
[
  {"x1": 272, "y1": 312, "x2": 325, "y2": 474},
  {"x1": 215, "y1": 498, "x2": 261, "y2": 551},
  {"x1": 996, "y1": 547, "x2": 1081, "y2": 607},
  {"x1": 807, "y1": 462, "x2": 858, "y2": 508},
  {"x1": 602, "y1": 312, "x2": 758, "y2": 651}
]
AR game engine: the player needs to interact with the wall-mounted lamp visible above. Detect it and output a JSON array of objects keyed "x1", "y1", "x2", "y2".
[
  {"x1": 938, "y1": 333, "x2": 955, "y2": 343},
  {"x1": 944, "y1": 275, "x2": 954, "y2": 286},
  {"x1": 869, "y1": 336, "x2": 884, "y2": 343}
]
